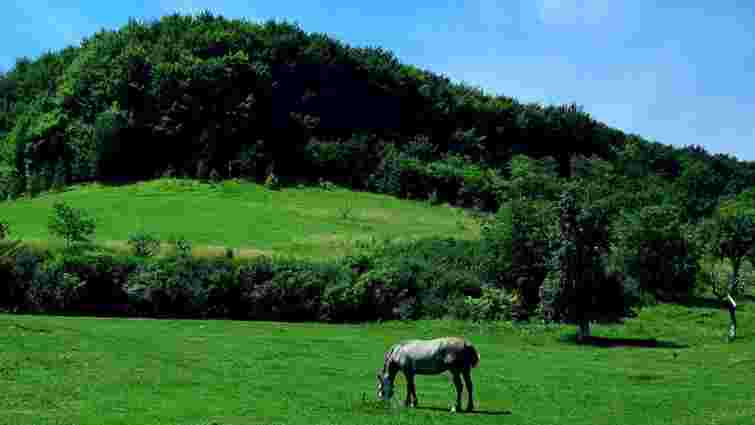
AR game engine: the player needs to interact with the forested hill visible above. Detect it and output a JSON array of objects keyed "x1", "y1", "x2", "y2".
[{"x1": 0, "y1": 12, "x2": 753, "y2": 218}]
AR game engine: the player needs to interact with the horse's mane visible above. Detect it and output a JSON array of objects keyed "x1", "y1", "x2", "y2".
[{"x1": 382, "y1": 343, "x2": 402, "y2": 374}]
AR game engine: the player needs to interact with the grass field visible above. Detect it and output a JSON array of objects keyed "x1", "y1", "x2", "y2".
[
  {"x1": 1, "y1": 296, "x2": 753, "y2": 425},
  {"x1": 0, "y1": 179, "x2": 480, "y2": 258}
]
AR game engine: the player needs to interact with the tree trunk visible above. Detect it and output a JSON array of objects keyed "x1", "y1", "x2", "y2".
[
  {"x1": 730, "y1": 259, "x2": 741, "y2": 296},
  {"x1": 726, "y1": 294, "x2": 737, "y2": 342},
  {"x1": 576, "y1": 319, "x2": 591, "y2": 343}
]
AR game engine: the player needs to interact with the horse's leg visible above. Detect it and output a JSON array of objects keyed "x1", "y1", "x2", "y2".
[
  {"x1": 404, "y1": 371, "x2": 414, "y2": 407},
  {"x1": 451, "y1": 370, "x2": 463, "y2": 412},
  {"x1": 462, "y1": 368, "x2": 474, "y2": 412},
  {"x1": 405, "y1": 372, "x2": 417, "y2": 407}
]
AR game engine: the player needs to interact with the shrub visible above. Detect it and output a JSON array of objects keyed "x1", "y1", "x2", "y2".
[
  {"x1": 318, "y1": 178, "x2": 338, "y2": 191},
  {"x1": 613, "y1": 205, "x2": 700, "y2": 301},
  {"x1": 209, "y1": 168, "x2": 221, "y2": 183},
  {"x1": 127, "y1": 231, "x2": 161, "y2": 258},
  {"x1": 126, "y1": 256, "x2": 210, "y2": 318},
  {"x1": 48, "y1": 201, "x2": 96, "y2": 250},
  {"x1": 196, "y1": 160, "x2": 209, "y2": 181},
  {"x1": 461, "y1": 286, "x2": 513, "y2": 322},
  {"x1": 264, "y1": 171, "x2": 280, "y2": 190},
  {"x1": 51, "y1": 161, "x2": 67, "y2": 192},
  {"x1": 480, "y1": 198, "x2": 555, "y2": 318},
  {"x1": 0, "y1": 220, "x2": 9, "y2": 240}
]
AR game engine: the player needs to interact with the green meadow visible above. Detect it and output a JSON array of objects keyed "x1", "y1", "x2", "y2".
[
  {"x1": 0, "y1": 178, "x2": 479, "y2": 258},
  {"x1": 2, "y1": 179, "x2": 753, "y2": 425},
  {"x1": 1, "y1": 297, "x2": 753, "y2": 425}
]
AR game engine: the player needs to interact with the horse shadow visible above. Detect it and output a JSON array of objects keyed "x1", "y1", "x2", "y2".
[
  {"x1": 560, "y1": 334, "x2": 688, "y2": 349},
  {"x1": 414, "y1": 406, "x2": 512, "y2": 416}
]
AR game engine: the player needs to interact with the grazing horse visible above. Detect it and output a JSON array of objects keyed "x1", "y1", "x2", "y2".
[{"x1": 376, "y1": 337, "x2": 480, "y2": 412}]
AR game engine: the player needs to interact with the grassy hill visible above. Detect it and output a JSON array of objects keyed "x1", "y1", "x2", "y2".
[
  {"x1": 1, "y1": 298, "x2": 752, "y2": 425},
  {"x1": 1, "y1": 178, "x2": 480, "y2": 258}
]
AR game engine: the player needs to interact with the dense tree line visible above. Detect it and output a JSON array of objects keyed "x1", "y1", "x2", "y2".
[{"x1": 1, "y1": 12, "x2": 753, "y2": 214}]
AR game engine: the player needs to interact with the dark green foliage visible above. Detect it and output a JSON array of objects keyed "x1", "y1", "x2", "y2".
[
  {"x1": 127, "y1": 231, "x2": 161, "y2": 258},
  {"x1": 264, "y1": 168, "x2": 280, "y2": 190},
  {"x1": 502, "y1": 155, "x2": 562, "y2": 202},
  {"x1": 541, "y1": 183, "x2": 631, "y2": 340},
  {"x1": 209, "y1": 168, "x2": 221, "y2": 183},
  {"x1": 3, "y1": 11, "x2": 755, "y2": 328},
  {"x1": 0, "y1": 166, "x2": 24, "y2": 199},
  {"x1": 51, "y1": 160, "x2": 67, "y2": 191},
  {"x1": 0, "y1": 236, "x2": 490, "y2": 322},
  {"x1": 196, "y1": 159, "x2": 209, "y2": 181},
  {"x1": 94, "y1": 106, "x2": 129, "y2": 180},
  {"x1": 48, "y1": 201, "x2": 96, "y2": 249},
  {"x1": 0, "y1": 220, "x2": 9, "y2": 240},
  {"x1": 706, "y1": 198, "x2": 755, "y2": 298},
  {"x1": 480, "y1": 198, "x2": 555, "y2": 318},
  {"x1": 613, "y1": 205, "x2": 700, "y2": 301},
  {"x1": 0, "y1": 12, "x2": 751, "y2": 223}
]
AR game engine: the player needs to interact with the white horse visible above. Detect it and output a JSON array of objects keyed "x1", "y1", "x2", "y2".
[{"x1": 376, "y1": 336, "x2": 480, "y2": 412}]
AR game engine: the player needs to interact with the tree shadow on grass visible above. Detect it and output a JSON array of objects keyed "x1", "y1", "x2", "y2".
[
  {"x1": 676, "y1": 296, "x2": 727, "y2": 309},
  {"x1": 678, "y1": 294, "x2": 754, "y2": 309},
  {"x1": 560, "y1": 334, "x2": 688, "y2": 349},
  {"x1": 414, "y1": 406, "x2": 512, "y2": 416}
]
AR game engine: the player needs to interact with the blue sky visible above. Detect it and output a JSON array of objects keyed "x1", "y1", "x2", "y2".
[{"x1": 2, "y1": 1, "x2": 754, "y2": 161}]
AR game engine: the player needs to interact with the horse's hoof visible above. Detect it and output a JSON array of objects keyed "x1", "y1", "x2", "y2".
[{"x1": 450, "y1": 406, "x2": 458, "y2": 413}]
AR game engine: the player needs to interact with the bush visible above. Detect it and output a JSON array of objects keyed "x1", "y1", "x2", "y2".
[
  {"x1": 127, "y1": 231, "x2": 161, "y2": 258},
  {"x1": 480, "y1": 198, "x2": 555, "y2": 318},
  {"x1": 0, "y1": 234, "x2": 491, "y2": 323},
  {"x1": 48, "y1": 201, "x2": 96, "y2": 250},
  {"x1": 24, "y1": 256, "x2": 86, "y2": 313},
  {"x1": 209, "y1": 168, "x2": 221, "y2": 183},
  {"x1": 264, "y1": 170, "x2": 280, "y2": 190},
  {"x1": 0, "y1": 220, "x2": 9, "y2": 240},
  {"x1": 459, "y1": 286, "x2": 513, "y2": 322},
  {"x1": 613, "y1": 205, "x2": 700, "y2": 301}
]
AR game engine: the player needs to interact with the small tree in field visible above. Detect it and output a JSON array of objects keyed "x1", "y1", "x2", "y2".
[
  {"x1": 48, "y1": 201, "x2": 96, "y2": 250},
  {"x1": 706, "y1": 204, "x2": 755, "y2": 341},
  {"x1": 545, "y1": 184, "x2": 612, "y2": 342}
]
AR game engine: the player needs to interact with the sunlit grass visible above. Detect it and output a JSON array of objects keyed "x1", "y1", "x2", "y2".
[
  {"x1": 0, "y1": 294, "x2": 752, "y2": 425},
  {"x1": 1, "y1": 178, "x2": 481, "y2": 259}
]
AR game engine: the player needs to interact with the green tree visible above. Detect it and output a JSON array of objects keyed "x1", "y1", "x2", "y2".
[
  {"x1": 0, "y1": 220, "x2": 21, "y2": 258},
  {"x1": 481, "y1": 197, "x2": 555, "y2": 318},
  {"x1": 48, "y1": 201, "x2": 96, "y2": 250},
  {"x1": 0, "y1": 220, "x2": 9, "y2": 240},
  {"x1": 700, "y1": 192, "x2": 755, "y2": 341},
  {"x1": 545, "y1": 184, "x2": 612, "y2": 342},
  {"x1": 503, "y1": 154, "x2": 561, "y2": 202},
  {"x1": 614, "y1": 205, "x2": 699, "y2": 301}
]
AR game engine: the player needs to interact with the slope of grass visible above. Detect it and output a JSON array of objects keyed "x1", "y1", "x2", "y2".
[
  {"x1": 0, "y1": 179, "x2": 480, "y2": 258},
  {"x1": 1, "y1": 295, "x2": 753, "y2": 425}
]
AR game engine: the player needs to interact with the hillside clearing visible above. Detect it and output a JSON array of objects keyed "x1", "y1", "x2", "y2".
[{"x1": 1, "y1": 179, "x2": 481, "y2": 258}]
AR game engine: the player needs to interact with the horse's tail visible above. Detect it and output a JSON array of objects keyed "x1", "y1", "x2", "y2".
[{"x1": 465, "y1": 342, "x2": 480, "y2": 369}]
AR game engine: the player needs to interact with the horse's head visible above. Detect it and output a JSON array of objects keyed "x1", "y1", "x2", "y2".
[{"x1": 376, "y1": 371, "x2": 393, "y2": 401}]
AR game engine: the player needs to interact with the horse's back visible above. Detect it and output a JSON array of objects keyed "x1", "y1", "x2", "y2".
[{"x1": 393, "y1": 337, "x2": 478, "y2": 373}]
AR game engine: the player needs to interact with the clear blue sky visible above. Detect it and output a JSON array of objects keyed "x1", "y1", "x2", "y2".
[{"x1": 2, "y1": 1, "x2": 754, "y2": 161}]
